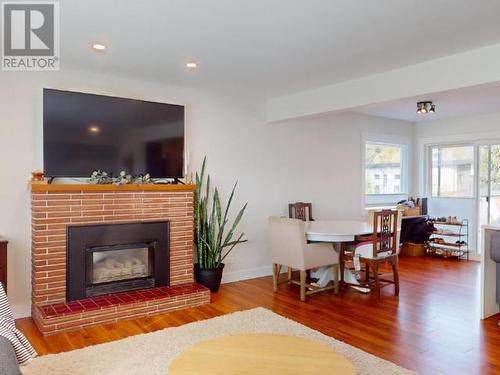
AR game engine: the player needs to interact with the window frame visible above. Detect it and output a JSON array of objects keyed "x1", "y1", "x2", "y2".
[
  {"x1": 428, "y1": 144, "x2": 475, "y2": 199},
  {"x1": 362, "y1": 138, "x2": 409, "y2": 207}
]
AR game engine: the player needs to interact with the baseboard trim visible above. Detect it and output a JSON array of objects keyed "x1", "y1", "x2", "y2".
[
  {"x1": 221, "y1": 265, "x2": 273, "y2": 284},
  {"x1": 466, "y1": 252, "x2": 480, "y2": 262},
  {"x1": 12, "y1": 303, "x2": 31, "y2": 319}
]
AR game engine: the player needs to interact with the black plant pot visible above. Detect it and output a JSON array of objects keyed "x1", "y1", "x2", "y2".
[{"x1": 194, "y1": 263, "x2": 225, "y2": 293}]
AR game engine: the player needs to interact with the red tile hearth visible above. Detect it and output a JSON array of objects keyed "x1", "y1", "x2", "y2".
[
  {"x1": 38, "y1": 284, "x2": 208, "y2": 319},
  {"x1": 33, "y1": 283, "x2": 210, "y2": 335}
]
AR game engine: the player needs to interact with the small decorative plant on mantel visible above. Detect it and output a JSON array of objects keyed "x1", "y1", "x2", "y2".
[
  {"x1": 89, "y1": 170, "x2": 152, "y2": 185},
  {"x1": 194, "y1": 157, "x2": 248, "y2": 292}
]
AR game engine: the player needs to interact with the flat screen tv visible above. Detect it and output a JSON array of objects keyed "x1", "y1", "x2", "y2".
[{"x1": 43, "y1": 89, "x2": 185, "y2": 178}]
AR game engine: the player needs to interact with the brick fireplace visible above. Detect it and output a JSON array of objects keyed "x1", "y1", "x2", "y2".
[{"x1": 30, "y1": 183, "x2": 210, "y2": 335}]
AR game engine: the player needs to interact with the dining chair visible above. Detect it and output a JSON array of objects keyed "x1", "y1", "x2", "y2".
[
  {"x1": 367, "y1": 208, "x2": 403, "y2": 251},
  {"x1": 287, "y1": 202, "x2": 315, "y2": 282},
  {"x1": 340, "y1": 209, "x2": 400, "y2": 301},
  {"x1": 288, "y1": 202, "x2": 314, "y2": 221},
  {"x1": 269, "y1": 217, "x2": 339, "y2": 301}
]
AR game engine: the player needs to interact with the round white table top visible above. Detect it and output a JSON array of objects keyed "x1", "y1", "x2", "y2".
[
  {"x1": 305, "y1": 220, "x2": 372, "y2": 243},
  {"x1": 305, "y1": 220, "x2": 372, "y2": 236}
]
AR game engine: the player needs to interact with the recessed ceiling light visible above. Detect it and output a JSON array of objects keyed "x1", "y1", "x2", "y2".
[
  {"x1": 186, "y1": 62, "x2": 198, "y2": 69},
  {"x1": 89, "y1": 125, "x2": 100, "y2": 133},
  {"x1": 92, "y1": 43, "x2": 106, "y2": 51}
]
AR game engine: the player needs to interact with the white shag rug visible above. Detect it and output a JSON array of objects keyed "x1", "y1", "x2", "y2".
[{"x1": 22, "y1": 307, "x2": 416, "y2": 375}]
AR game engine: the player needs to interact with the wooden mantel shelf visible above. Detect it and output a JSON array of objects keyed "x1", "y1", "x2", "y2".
[{"x1": 30, "y1": 182, "x2": 195, "y2": 192}]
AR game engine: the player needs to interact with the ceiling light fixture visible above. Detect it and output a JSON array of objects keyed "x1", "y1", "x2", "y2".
[
  {"x1": 186, "y1": 62, "x2": 197, "y2": 69},
  {"x1": 88, "y1": 125, "x2": 100, "y2": 134},
  {"x1": 92, "y1": 43, "x2": 106, "y2": 51},
  {"x1": 416, "y1": 101, "x2": 436, "y2": 114}
]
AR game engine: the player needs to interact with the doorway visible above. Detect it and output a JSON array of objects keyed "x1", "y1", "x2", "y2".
[{"x1": 478, "y1": 144, "x2": 500, "y2": 253}]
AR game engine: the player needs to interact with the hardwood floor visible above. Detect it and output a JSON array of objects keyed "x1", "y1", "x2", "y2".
[{"x1": 17, "y1": 256, "x2": 500, "y2": 375}]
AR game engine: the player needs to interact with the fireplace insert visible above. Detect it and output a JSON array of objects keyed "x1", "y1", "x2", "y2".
[
  {"x1": 67, "y1": 221, "x2": 169, "y2": 301},
  {"x1": 85, "y1": 241, "x2": 156, "y2": 297}
]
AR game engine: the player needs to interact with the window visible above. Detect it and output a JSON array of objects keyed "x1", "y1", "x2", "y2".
[
  {"x1": 431, "y1": 145, "x2": 474, "y2": 197},
  {"x1": 365, "y1": 142, "x2": 406, "y2": 195}
]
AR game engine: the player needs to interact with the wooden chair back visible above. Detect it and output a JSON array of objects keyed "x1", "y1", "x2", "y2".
[
  {"x1": 288, "y1": 202, "x2": 314, "y2": 221},
  {"x1": 370, "y1": 210, "x2": 398, "y2": 257}
]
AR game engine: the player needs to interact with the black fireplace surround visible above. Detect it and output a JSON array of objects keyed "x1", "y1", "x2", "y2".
[{"x1": 67, "y1": 221, "x2": 169, "y2": 301}]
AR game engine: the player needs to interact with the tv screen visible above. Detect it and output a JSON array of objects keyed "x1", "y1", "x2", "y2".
[{"x1": 43, "y1": 89, "x2": 185, "y2": 178}]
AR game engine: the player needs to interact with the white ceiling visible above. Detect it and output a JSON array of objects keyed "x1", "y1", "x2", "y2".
[
  {"x1": 353, "y1": 83, "x2": 500, "y2": 123},
  {"x1": 61, "y1": 0, "x2": 500, "y2": 97}
]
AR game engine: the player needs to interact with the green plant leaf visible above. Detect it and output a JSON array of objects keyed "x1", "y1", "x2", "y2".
[
  {"x1": 221, "y1": 182, "x2": 237, "y2": 230},
  {"x1": 214, "y1": 189, "x2": 222, "y2": 227},
  {"x1": 222, "y1": 202, "x2": 248, "y2": 248},
  {"x1": 219, "y1": 233, "x2": 248, "y2": 266},
  {"x1": 193, "y1": 156, "x2": 247, "y2": 270}
]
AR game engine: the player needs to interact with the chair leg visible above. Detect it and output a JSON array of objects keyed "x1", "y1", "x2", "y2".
[
  {"x1": 372, "y1": 261, "x2": 381, "y2": 301},
  {"x1": 339, "y1": 247, "x2": 345, "y2": 294},
  {"x1": 272, "y1": 264, "x2": 279, "y2": 292},
  {"x1": 299, "y1": 270, "x2": 307, "y2": 301},
  {"x1": 287, "y1": 267, "x2": 293, "y2": 283},
  {"x1": 392, "y1": 257, "x2": 400, "y2": 296},
  {"x1": 332, "y1": 264, "x2": 339, "y2": 294}
]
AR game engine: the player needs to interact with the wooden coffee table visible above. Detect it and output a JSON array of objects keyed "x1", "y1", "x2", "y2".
[{"x1": 169, "y1": 333, "x2": 355, "y2": 374}]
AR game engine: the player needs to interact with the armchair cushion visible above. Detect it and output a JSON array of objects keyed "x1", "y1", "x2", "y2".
[
  {"x1": 269, "y1": 217, "x2": 307, "y2": 268},
  {"x1": 304, "y1": 242, "x2": 339, "y2": 269},
  {"x1": 269, "y1": 217, "x2": 338, "y2": 271}
]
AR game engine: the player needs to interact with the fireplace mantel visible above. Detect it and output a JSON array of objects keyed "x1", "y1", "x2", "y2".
[{"x1": 30, "y1": 182, "x2": 195, "y2": 192}]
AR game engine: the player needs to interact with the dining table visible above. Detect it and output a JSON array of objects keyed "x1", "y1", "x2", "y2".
[
  {"x1": 305, "y1": 220, "x2": 373, "y2": 249},
  {"x1": 305, "y1": 220, "x2": 374, "y2": 291}
]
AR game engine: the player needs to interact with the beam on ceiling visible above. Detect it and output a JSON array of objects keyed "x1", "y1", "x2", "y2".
[{"x1": 266, "y1": 42, "x2": 500, "y2": 122}]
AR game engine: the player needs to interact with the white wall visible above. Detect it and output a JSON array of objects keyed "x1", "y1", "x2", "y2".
[
  {"x1": 270, "y1": 114, "x2": 413, "y2": 220},
  {"x1": 414, "y1": 110, "x2": 500, "y2": 256},
  {"x1": 0, "y1": 69, "x2": 412, "y2": 317},
  {"x1": 427, "y1": 198, "x2": 476, "y2": 248}
]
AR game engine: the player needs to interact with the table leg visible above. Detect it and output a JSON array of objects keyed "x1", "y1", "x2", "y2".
[
  {"x1": 334, "y1": 242, "x2": 344, "y2": 293},
  {"x1": 332, "y1": 264, "x2": 339, "y2": 294}
]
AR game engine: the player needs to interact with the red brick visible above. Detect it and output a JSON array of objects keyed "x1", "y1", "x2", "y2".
[
  {"x1": 71, "y1": 194, "x2": 104, "y2": 199},
  {"x1": 47, "y1": 200, "x2": 81, "y2": 206},
  {"x1": 81, "y1": 199, "x2": 113, "y2": 205},
  {"x1": 71, "y1": 205, "x2": 104, "y2": 212},
  {"x1": 70, "y1": 216, "x2": 104, "y2": 223},
  {"x1": 35, "y1": 218, "x2": 72, "y2": 225},
  {"x1": 47, "y1": 212, "x2": 82, "y2": 218},
  {"x1": 46, "y1": 224, "x2": 69, "y2": 230}
]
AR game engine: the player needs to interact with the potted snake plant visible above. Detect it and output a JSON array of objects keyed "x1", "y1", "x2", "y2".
[{"x1": 194, "y1": 157, "x2": 248, "y2": 292}]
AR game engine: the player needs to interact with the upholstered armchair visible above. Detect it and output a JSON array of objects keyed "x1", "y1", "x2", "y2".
[{"x1": 269, "y1": 217, "x2": 339, "y2": 301}]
